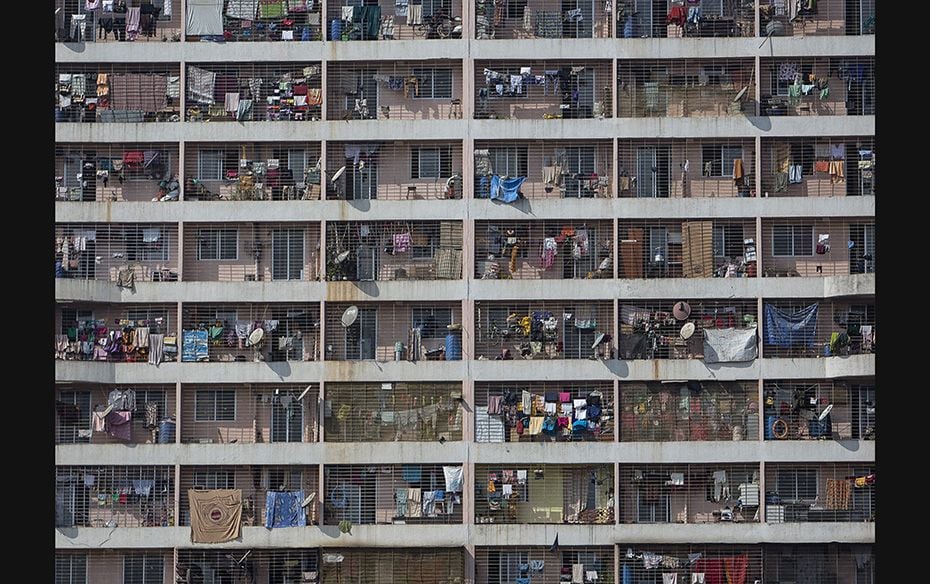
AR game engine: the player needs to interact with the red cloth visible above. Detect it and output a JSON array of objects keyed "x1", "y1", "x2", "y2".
[
  {"x1": 723, "y1": 555, "x2": 748, "y2": 584},
  {"x1": 667, "y1": 5, "x2": 686, "y2": 25},
  {"x1": 693, "y1": 559, "x2": 724, "y2": 584},
  {"x1": 292, "y1": 83, "x2": 309, "y2": 96},
  {"x1": 123, "y1": 150, "x2": 144, "y2": 166}
]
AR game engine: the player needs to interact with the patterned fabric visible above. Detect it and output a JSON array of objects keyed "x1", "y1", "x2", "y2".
[{"x1": 264, "y1": 490, "x2": 307, "y2": 528}]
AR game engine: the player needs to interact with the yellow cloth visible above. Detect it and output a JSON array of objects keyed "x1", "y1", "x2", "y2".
[
  {"x1": 188, "y1": 489, "x2": 242, "y2": 543},
  {"x1": 528, "y1": 416, "x2": 544, "y2": 435}
]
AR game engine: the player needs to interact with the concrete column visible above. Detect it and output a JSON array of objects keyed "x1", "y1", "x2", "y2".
[
  {"x1": 756, "y1": 297, "x2": 764, "y2": 359},
  {"x1": 319, "y1": 140, "x2": 327, "y2": 201},
  {"x1": 176, "y1": 301, "x2": 183, "y2": 341},
  {"x1": 179, "y1": 0, "x2": 186, "y2": 41},
  {"x1": 612, "y1": 218, "x2": 619, "y2": 279},
  {"x1": 753, "y1": 56, "x2": 761, "y2": 117},
  {"x1": 757, "y1": 379, "x2": 764, "y2": 442},
  {"x1": 320, "y1": 61, "x2": 328, "y2": 121},
  {"x1": 613, "y1": 379, "x2": 620, "y2": 441},
  {"x1": 612, "y1": 298, "x2": 619, "y2": 360},
  {"x1": 611, "y1": 138, "x2": 619, "y2": 199},
  {"x1": 320, "y1": 219, "x2": 328, "y2": 282},
  {"x1": 759, "y1": 460, "x2": 766, "y2": 522},
  {"x1": 462, "y1": 58, "x2": 474, "y2": 120},
  {"x1": 755, "y1": 215, "x2": 763, "y2": 276},
  {"x1": 611, "y1": 59, "x2": 618, "y2": 117},
  {"x1": 176, "y1": 221, "x2": 184, "y2": 281},
  {"x1": 178, "y1": 141, "x2": 185, "y2": 200},
  {"x1": 462, "y1": 0, "x2": 474, "y2": 40},
  {"x1": 754, "y1": 136, "x2": 762, "y2": 200},
  {"x1": 465, "y1": 545, "x2": 476, "y2": 584},
  {"x1": 318, "y1": 462, "x2": 327, "y2": 526},
  {"x1": 320, "y1": 300, "x2": 327, "y2": 361},
  {"x1": 754, "y1": 0, "x2": 761, "y2": 37},
  {"x1": 179, "y1": 60, "x2": 186, "y2": 119},
  {"x1": 317, "y1": 380, "x2": 326, "y2": 443},
  {"x1": 173, "y1": 463, "x2": 181, "y2": 527},
  {"x1": 463, "y1": 139, "x2": 474, "y2": 200},
  {"x1": 321, "y1": 0, "x2": 328, "y2": 43},
  {"x1": 175, "y1": 381, "x2": 182, "y2": 443}
]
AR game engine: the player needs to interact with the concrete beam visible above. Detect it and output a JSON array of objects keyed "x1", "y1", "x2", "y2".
[
  {"x1": 56, "y1": 440, "x2": 874, "y2": 466},
  {"x1": 55, "y1": 116, "x2": 875, "y2": 143}
]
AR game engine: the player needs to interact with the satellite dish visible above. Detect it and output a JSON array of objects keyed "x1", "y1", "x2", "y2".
[
  {"x1": 247, "y1": 327, "x2": 264, "y2": 347},
  {"x1": 818, "y1": 403, "x2": 834, "y2": 421},
  {"x1": 680, "y1": 322, "x2": 696, "y2": 340},
  {"x1": 334, "y1": 250, "x2": 350, "y2": 264},
  {"x1": 330, "y1": 165, "x2": 346, "y2": 183},
  {"x1": 341, "y1": 305, "x2": 359, "y2": 327},
  {"x1": 733, "y1": 86, "x2": 748, "y2": 103}
]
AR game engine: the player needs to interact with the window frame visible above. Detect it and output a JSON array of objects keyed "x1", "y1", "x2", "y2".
[
  {"x1": 771, "y1": 224, "x2": 814, "y2": 257},
  {"x1": 192, "y1": 469, "x2": 236, "y2": 490},
  {"x1": 702, "y1": 144, "x2": 744, "y2": 178},
  {"x1": 55, "y1": 554, "x2": 87, "y2": 584},
  {"x1": 411, "y1": 67, "x2": 453, "y2": 100},
  {"x1": 775, "y1": 468, "x2": 818, "y2": 503},
  {"x1": 122, "y1": 552, "x2": 165, "y2": 584},
  {"x1": 194, "y1": 389, "x2": 237, "y2": 422},
  {"x1": 411, "y1": 146, "x2": 453, "y2": 180},
  {"x1": 197, "y1": 228, "x2": 239, "y2": 261},
  {"x1": 197, "y1": 149, "x2": 228, "y2": 181},
  {"x1": 411, "y1": 306, "x2": 454, "y2": 338}
]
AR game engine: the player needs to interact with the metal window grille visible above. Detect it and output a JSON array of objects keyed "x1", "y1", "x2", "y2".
[
  {"x1": 617, "y1": 545, "x2": 763, "y2": 583},
  {"x1": 761, "y1": 218, "x2": 875, "y2": 276},
  {"x1": 762, "y1": 379, "x2": 875, "y2": 441},
  {"x1": 763, "y1": 544, "x2": 875, "y2": 583},
  {"x1": 55, "y1": 303, "x2": 178, "y2": 362},
  {"x1": 55, "y1": 143, "x2": 179, "y2": 202},
  {"x1": 760, "y1": 136, "x2": 875, "y2": 197},
  {"x1": 759, "y1": 0, "x2": 875, "y2": 36},
  {"x1": 326, "y1": 0, "x2": 462, "y2": 40},
  {"x1": 761, "y1": 297, "x2": 875, "y2": 357},
  {"x1": 476, "y1": 0, "x2": 614, "y2": 39},
  {"x1": 616, "y1": 0, "x2": 755, "y2": 38},
  {"x1": 54, "y1": 465, "x2": 174, "y2": 528},
  {"x1": 185, "y1": 1, "x2": 324, "y2": 42},
  {"x1": 55, "y1": 383, "x2": 176, "y2": 445},
  {"x1": 55, "y1": 63, "x2": 181, "y2": 123},
  {"x1": 55, "y1": 0, "x2": 182, "y2": 43},
  {"x1": 319, "y1": 548, "x2": 465, "y2": 584},
  {"x1": 476, "y1": 546, "x2": 616, "y2": 584},
  {"x1": 764, "y1": 463, "x2": 875, "y2": 522},
  {"x1": 760, "y1": 57, "x2": 874, "y2": 116},
  {"x1": 54, "y1": 223, "x2": 179, "y2": 282}
]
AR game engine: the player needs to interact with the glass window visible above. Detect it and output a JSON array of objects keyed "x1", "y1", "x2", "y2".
[
  {"x1": 411, "y1": 307, "x2": 453, "y2": 338},
  {"x1": 198, "y1": 150, "x2": 225, "y2": 181},
  {"x1": 123, "y1": 552, "x2": 165, "y2": 584},
  {"x1": 194, "y1": 389, "x2": 236, "y2": 422},
  {"x1": 412, "y1": 68, "x2": 453, "y2": 99},
  {"x1": 197, "y1": 228, "x2": 239, "y2": 261},
  {"x1": 771, "y1": 224, "x2": 813, "y2": 257}
]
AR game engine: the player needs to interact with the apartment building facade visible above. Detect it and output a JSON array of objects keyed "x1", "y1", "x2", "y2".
[{"x1": 55, "y1": 0, "x2": 875, "y2": 582}]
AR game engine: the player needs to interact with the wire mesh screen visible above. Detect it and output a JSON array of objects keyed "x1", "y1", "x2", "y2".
[
  {"x1": 326, "y1": 221, "x2": 463, "y2": 281},
  {"x1": 56, "y1": 549, "x2": 172, "y2": 584},
  {"x1": 618, "y1": 545, "x2": 763, "y2": 584},
  {"x1": 760, "y1": 137, "x2": 875, "y2": 198},
  {"x1": 475, "y1": 464, "x2": 615, "y2": 524},
  {"x1": 617, "y1": 59, "x2": 754, "y2": 118},
  {"x1": 763, "y1": 379, "x2": 875, "y2": 441},
  {"x1": 324, "y1": 464, "x2": 464, "y2": 524},
  {"x1": 180, "y1": 383, "x2": 319, "y2": 444},
  {"x1": 186, "y1": 63, "x2": 322, "y2": 122},
  {"x1": 183, "y1": 222, "x2": 322, "y2": 282},
  {"x1": 761, "y1": 218, "x2": 875, "y2": 277},
  {"x1": 54, "y1": 465, "x2": 174, "y2": 528},
  {"x1": 474, "y1": 301, "x2": 615, "y2": 360},
  {"x1": 760, "y1": 57, "x2": 874, "y2": 116},
  {"x1": 474, "y1": 140, "x2": 613, "y2": 199},
  {"x1": 759, "y1": 0, "x2": 874, "y2": 36},
  {"x1": 55, "y1": 0, "x2": 183, "y2": 43},
  {"x1": 56, "y1": 383, "x2": 176, "y2": 445},
  {"x1": 327, "y1": 61, "x2": 462, "y2": 121},
  {"x1": 327, "y1": 0, "x2": 463, "y2": 40},
  {"x1": 617, "y1": 220, "x2": 757, "y2": 279},
  {"x1": 176, "y1": 549, "x2": 322, "y2": 584},
  {"x1": 474, "y1": 381, "x2": 614, "y2": 442},
  {"x1": 325, "y1": 141, "x2": 464, "y2": 200},
  {"x1": 185, "y1": 1, "x2": 324, "y2": 41},
  {"x1": 475, "y1": 546, "x2": 616, "y2": 584},
  {"x1": 619, "y1": 463, "x2": 761, "y2": 524},
  {"x1": 319, "y1": 548, "x2": 465, "y2": 584},
  {"x1": 475, "y1": 220, "x2": 613, "y2": 280},
  {"x1": 475, "y1": 60, "x2": 613, "y2": 120},
  {"x1": 619, "y1": 381, "x2": 758, "y2": 442},
  {"x1": 55, "y1": 63, "x2": 181, "y2": 123},
  {"x1": 764, "y1": 463, "x2": 875, "y2": 522},
  {"x1": 324, "y1": 302, "x2": 463, "y2": 362},
  {"x1": 179, "y1": 465, "x2": 321, "y2": 526},
  {"x1": 617, "y1": 139, "x2": 756, "y2": 198},
  {"x1": 55, "y1": 223, "x2": 179, "y2": 283},
  {"x1": 616, "y1": 0, "x2": 755, "y2": 38},
  {"x1": 180, "y1": 303, "x2": 321, "y2": 363},
  {"x1": 761, "y1": 298, "x2": 875, "y2": 358},
  {"x1": 617, "y1": 299, "x2": 758, "y2": 360},
  {"x1": 476, "y1": 0, "x2": 612, "y2": 39},
  {"x1": 763, "y1": 544, "x2": 875, "y2": 583},
  {"x1": 55, "y1": 303, "x2": 179, "y2": 362},
  {"x1": 55, "y1": 143, "x2": 179, "y2": 203},
  {"x1": 184, "y1": 142, "x2": 324, "y2": 201},
  {"x1": 324, "y1": 382, "x2": 464, "y2": 442}
]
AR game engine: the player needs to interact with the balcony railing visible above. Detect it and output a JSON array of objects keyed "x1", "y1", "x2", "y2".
[
  {"x1": 762, "y1": 379, "x2": 875, "y2": 441},
  {"x1": 324, "y1": 302, "x2": 463, "y2": 362},
  {"x1": 760, "y1": 57, "x2": 874, "y2": 117},
  {"x1": 761, "y1": 298, "x2": 874, "y2": 358},
  {"x1": 764, "y1": 463, "x2": 875, "y2": 522},
  {"x1": 617, "y1": 220, "x2": 757, "y2": 279},
  {"x1": 617, "y1": 138, "x2": 756, "y2": 198},
  {"x1": 619, "y1": 545, "x2": 763, "y2": 584},
  {"x1": 619, "y1": 463, "x2": 761, "y2": 524},
  {"x1": 56, "y1": 384, "x2": 176, "y2": 445},
  {"x1": 475, "y1": 60, "x2": 613, "y2": 120},
  {"x1": 475, "y1": 464, "x2": 615, "y2": 524},
  {"x1": 618, "y1": 299, "x2": 757, "y2": 361},
  {"x1": 325, "y1": 464, "x2": 464, "y2": 524},
  {"x1": 54, "y1": 223, "x2": 179, "y2": 284},
  {"x1": 475, "y1": 381, "x2": 614, "y2": 442},
  {"x1": 326, "y1": 221, "x2": 463, "y2": 281},
  {"x1": 476, "y1": 546, "x2": 616, "y2": 584},
  {"x1": 186, "y1": 1, "x2": 324, "y2": 41},
  {"x1": 55, "y1": 64, "x2": 182, "y2": 123},
  {"x1": 759, "y1": 0, "x2": 874, "y2": 36},
  {"x1": 327, "y1": 62, "x2": 463, "y2": 121},
  {"x1": 183, "y1": 222, "x2": 322, "y2": 282},
  {"x1": 186, "y1": 63, "x2": 323, "y2": 122},
  {"x1": 326, "y1": 141, "x2": 464, "y2": 200},
  {"x1": 180, "y1": 384, "x2": 320, "y2": 444},
  {"x1": 179, "y1": 465, "x2": 320, "y2": 526},
  {"x1": 619, "y1": 381, "x2": 759, "y2": 442},
  {"x1": 55, "y1": 1, "x2": 182, "y2": 43},
  {"x1": 327, "y1": 0, "x2": 463, "y2": 40},
  {"x1": 763, "y1": 544, "x2": 874, "y2": 583},
  {"x1": 760, "y1": 137, "x2": 875, "y2": 198},
  {"x1": 55, "y1": 143, "x2": 180, "y2": 203},
  {"x1": 617, "y1": 1, "x2": 755, "y2": 38},
  {"x1": 55, "y1": 303, "x2": 178, "y2": 363},
  {"x1": 184, "y1": 142, "x2": 323, "y2": 201},
  {"x1": 55, "y1": 465, "x2": 174, "y2": 528},
  {"x1": 617, "y1": 59, "x2": 755, "y2": 118},
  {"x1": 475, "y1": 301, "x2": 614, "y2": 360},
  {"x1": 476, "y1": 0, "x2": 612, "y2": 39},
  {"x1": 319, "y1": 549, "x2": 465, "y2": 584},
  {"x1": 177, "y1": 550, "x2": 320, "y2": 584},
  {"x1": 180, "y1": 303, "x2": 321, "y2": 363},
  {"x1": 761, "y1": 218, "x2": 875, "y2": 277},
  {"x1": 324, "y1": 382, "x2": 464, "y2": 442}
]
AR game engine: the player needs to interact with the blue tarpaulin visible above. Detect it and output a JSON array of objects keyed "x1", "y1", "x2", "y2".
[
  {"x1": 265, "y1": 490, "x2": 307, "y2": 528},
  {"x1": 181, "y1": 329, "x2": 209, "y2": 362},
  {"x1": 763, "y1": 303, "x2": 819, "y2": 348},
  {"x1": 489, "y1": 175, "x2": 526, "y2": 203}
]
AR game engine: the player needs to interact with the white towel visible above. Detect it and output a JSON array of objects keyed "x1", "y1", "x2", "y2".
[
  {"x1": 342, "y1": 5, "x2": 354, "y2": 20},
  {"x1": 662, "y1": 575, "x2": 678, "y2": 584},
  {"x1": 407, "y1": 4, "x2": 422, "y2": 24},
  {"x1": 225, "y1": 92, "x2": 240, "y2": 113},
  {"x1": 572, "y1": 564, "x2": 584, "y2": 584}
]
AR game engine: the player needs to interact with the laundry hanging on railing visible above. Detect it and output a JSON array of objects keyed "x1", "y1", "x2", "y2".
[
  {"x1": 763, "y1": 303, "x2": 819, "y2": 348},
  {"x1": 265, "y1": 490, "x2": 308, "y2": 528},
  {"x1": 703, "y1": 327, "x2": 757, "y2": 363},
  {"x1": 489, "y1": 175, "x2": 526, "y2": 203}
]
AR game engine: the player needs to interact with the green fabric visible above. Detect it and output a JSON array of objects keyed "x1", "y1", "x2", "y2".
[{"x1": 259, "y1": 0, "x2": 286, "y2": 19}]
